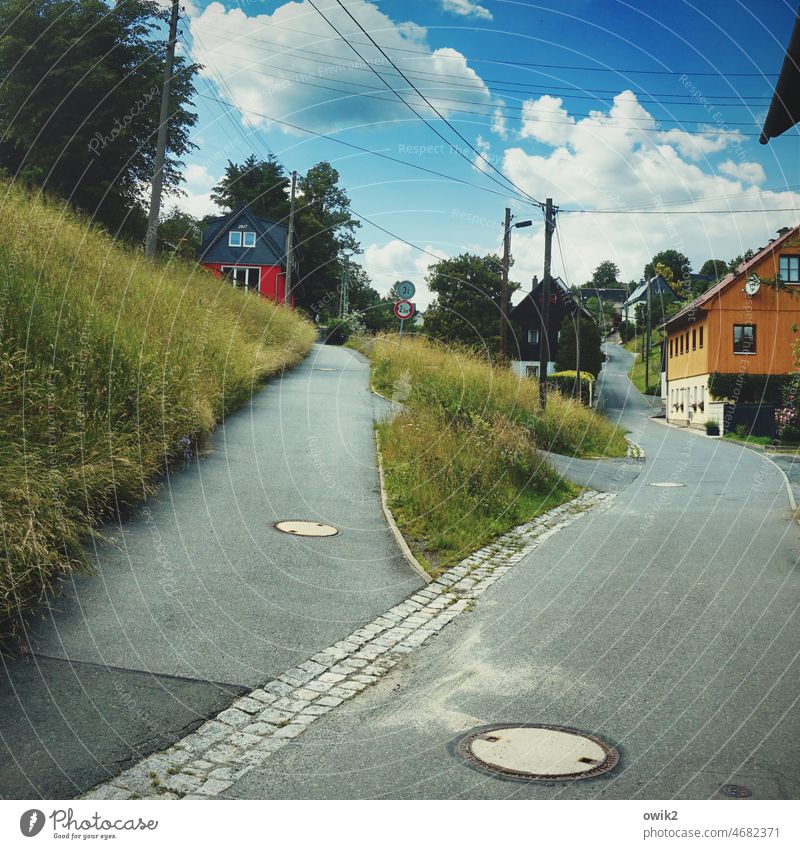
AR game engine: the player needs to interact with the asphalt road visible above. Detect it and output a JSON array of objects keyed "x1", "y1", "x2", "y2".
[
  {"x1": 226, "y1": 342, "x2": 800, "y2": 800},
  {"x1": 1, "y1": 344, "x2": 423, "y2": 798}
]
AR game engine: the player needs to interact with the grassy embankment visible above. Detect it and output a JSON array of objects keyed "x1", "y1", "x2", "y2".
[
  {"x1": 0, "y1": 183, "x2": 316, "y2": 635},
  {"x1": 624, "y1": 332, "x2": 663, "y2": 395},
  {"x1": 352, "y1": 334, "x2": 627, "y2": 575}
]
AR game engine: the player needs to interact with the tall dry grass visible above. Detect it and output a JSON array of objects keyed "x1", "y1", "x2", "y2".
[
  {"x1": 356, "y1": 335, "x2": 627, "y2": 573},
  {"x1": 0, "y1": 183, "x2": 316, "y2": 635}
]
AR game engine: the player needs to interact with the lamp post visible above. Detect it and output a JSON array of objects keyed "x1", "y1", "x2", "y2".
[{"x1": 499, "y1": 210, "x2": 533, "y2": 361}]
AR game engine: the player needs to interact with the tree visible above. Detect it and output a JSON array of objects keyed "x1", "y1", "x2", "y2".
[
  {"x1": 158, "y1": 208, "x2": 200, "y2": 258},
  {"x1": 644, "y1": 250, "x2": 691, "y2": 287},
  {"x1": 0, "y1": 0, "x2": 198, "y2": 240},
  {"x1": 584, "y1": 259, "x2": 620, "y2": 288},
  {"x1": 584, "y1": 296, "x2": 618, "y2": 334},
  {"x1": 555, "y1": 315, "x2": 603, "y2": 378},
  {"x1": 294, "y1": 162, "x2": 360, "y2": 310},
  {"x1": 728, "y1": 249, "x2": 755, "y2": 273},
  {"x1": 699, "y1": 259, "x2": 727, "y2": 281},
  {"x1": 343, "y1": 264, "x2": 391, "y2": 332},
  {"x1": 423, "y1": 253, "x2": 510, "y2": 352},
  {"x1": 210, "y1": 154, "x2": 289, "y2": 222}
]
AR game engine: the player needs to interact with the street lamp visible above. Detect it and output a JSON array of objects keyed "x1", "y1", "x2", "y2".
[{"x1": 500, "y1": 210, "x2": 533, "y2": 360}]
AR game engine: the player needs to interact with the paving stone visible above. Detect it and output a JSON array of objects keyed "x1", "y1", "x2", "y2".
[
  {"x1": 216, "y1": 708, "x2": 251, "y2": 728},
  {"x1": 293, "y1": 713, "x2": 321, "y2": 726},
  {"x1": 273, "y1": 697, "x2": 311, "y2": 713},
  {"x1": 279, "y1": 668, "x2": 316, "y2": 687},
  {"x1": 298, "y1": 660, "x2": 327, "y2": 676},
  {"x1": 337, "y1": 680, "x2": 368, "y2": 692},
  {"x1": 302, "y1": 703, "x2": 334, "y2": 715},
  {"x1": 243, "y1": 721, "x2": 278, "y2": 736},
  {"x1": 326, "y1": 686, "x2": 357, "y2": 700},
  {"x1": 83, "y1": 784, "x2": 132, "y2": 800},
  {"x1": 315, "y1": 695, "x2": 344, "y2": 707},
  {"x1": 233, "y1": 696, "x2": 264, "y2": 714},
  {"x1": 305, "y1": 679, "x2": 334, "y2": 693},
  {"x1": 185, "y1": 760, "x2": 214, "y2": 773},
  {"x1": 264, "y1": 680, "x2": 296, "y2": 697},
  {"x1": 208, "y1": 767, "x2": 235, "y2": 782},
  {"x1": 273, "y1": 723, "x2": 305, "y2": 739},
  {"x1": 227, "y1": 732, "x2": 263, "y2": 750},
  {"x1": 351, "y1": 673, "x2": 379, "y2": 684},
  {"x1": 256, "y1": 707, "x2": 294, "y2": 724},
  {"x1": 161, "y1": 772, "x2": 203, "y2": 795},
  {"x1": 197, "y1": 778, "x2": 233, "y2": 796},
  {"x1": 292, "y1": 687, "x2": 321, "y2": 702},
  {"x1": 204, "y1": 743, "x2": 241, "y2": 764},
  {"x1": 318, "y1": 671, "x2": 346, "y2": 684}
]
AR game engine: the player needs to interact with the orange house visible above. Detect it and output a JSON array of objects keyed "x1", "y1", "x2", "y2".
[{"x1": 662, "y1": 225, "x2": 800, "y2": 430}]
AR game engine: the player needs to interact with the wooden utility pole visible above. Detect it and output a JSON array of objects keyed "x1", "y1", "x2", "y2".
[
  {"x1": 538, "y1": 197, "x2": 554, "y2": 409},
  {"x1": 144, "y1": 0, "x2": 180, "y2": 259},
  {"x1": 284, "y1": 170, "x2": 297, "y2": 304},
  {"x1": 576, "y1": 308, "x2": 581, "y2": 403},
  {"x1": 645, "y1": 275, "x2": 652, "y2": 393},
  {"x1": 499, "y1": 207, "x2": 511, "y2": 360}
]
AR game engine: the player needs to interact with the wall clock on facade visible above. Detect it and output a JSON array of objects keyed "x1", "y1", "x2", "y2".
[{"x1": 744, "y1": 274, "x2": 761, "y2": 296}]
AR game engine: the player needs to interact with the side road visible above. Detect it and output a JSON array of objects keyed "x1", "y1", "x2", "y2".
[{"x1": 0, "y1": 344, "x2": 424, "y2": 798}]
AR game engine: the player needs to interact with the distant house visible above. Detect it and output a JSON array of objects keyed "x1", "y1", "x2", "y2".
[
  {"x1": 662, "y1": 225, "x2": 800, "y2": 432},
  {"x1": 623, "y1": 274, "x2": 680, "y2": 326},
  {"x1": 197, "y1": 205, "x2": 298, "y2": 305},
  {"x1": 510, "y1": 276, "x2": 594, "y2": 378},
  {"x1": 577, "y1": 288, "x2": 628, "y2": 309}
]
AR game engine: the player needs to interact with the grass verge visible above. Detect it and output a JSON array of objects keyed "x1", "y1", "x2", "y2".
[
  {"x1": 353, "y1": 334, "x2": 627, "y2": 574},
  {"x1": 0, "y1": 183, "x2": 316, "y2": 636},
  {"x1": 624, "y1": 332, "x2": 663, "y2": 395}
]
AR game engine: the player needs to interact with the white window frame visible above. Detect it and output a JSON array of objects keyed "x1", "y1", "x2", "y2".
[
  {"x1": 220, "y1": 266, "x2": 260, "y2": 291},
  {"x1": 242, "y1": 231, "x2": 256, "y2": 247},
  {"x1": 528, "y1": 329, "x2": 539, "y2": 344},
  {"x1": 228, "y1": 231, "x2": 242, "y2": 247}
]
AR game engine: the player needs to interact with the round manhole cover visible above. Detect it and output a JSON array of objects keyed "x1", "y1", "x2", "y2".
[
  {"x1": 720, "y1": 783, "x2": 752, "y2": 799},
  {"x1": 457, "y1": 724, "x2": 618, "y2": 781},
  {"x1": 273, "y1": 520, "x2": 340, "y2": 537},
  {"x1": 649, "y1": 482, "x2": 685, "y2": 488}
]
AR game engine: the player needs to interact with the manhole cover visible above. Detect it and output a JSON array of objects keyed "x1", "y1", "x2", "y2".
[
  {"x1": 457, "y1": 724, "x2": 618, "y2": 781},
  {"x1": 720, "y1": 783, "x2": 752, "y2": 798},
  {"x1": 314, "y1": 368, "x2": 337, "y2": 371},
  {"x1": 649, "y1": 482, "x2": 685, "y2": 488},
  {"x1": 273, "y1": 520, "x2": 340, "y2": 537}
]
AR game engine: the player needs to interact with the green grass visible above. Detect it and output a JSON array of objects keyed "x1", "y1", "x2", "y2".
[
  {"x1": 0, "y1": 182, "x2": 316, "y2": 636},
  {"x1": 624, "y1": 332, "x2": 663, "y2": 395},
  {"x1": 356, "y1": 334, "x2": 627, "y2": 574},
  {"x1": 723, "y1": 433, "x2": 778, "y2": 447}
]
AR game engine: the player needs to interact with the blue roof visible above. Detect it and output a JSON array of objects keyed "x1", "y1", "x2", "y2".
[
  {"x1": 623, "y1": 274, "x2": 679, "y2": 307},
  {"x1": 198, "y1": 205, "x2": 291, "y2": 268}
]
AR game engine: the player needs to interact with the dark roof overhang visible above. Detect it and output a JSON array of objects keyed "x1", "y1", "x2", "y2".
[{"x1": 760, "y1": 8, "x2": 800, "y2": 143}]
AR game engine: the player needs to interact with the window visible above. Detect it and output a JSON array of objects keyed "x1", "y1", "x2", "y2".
[
  {"x1": 679, "y1": 334, "x2": 684, "y2": 354},
  {"x1": 692, "y1": 329, "x2": 696, "y2": 350},
  {"x1": 733, "y1": 324, "x2": 756, "y2": 354},
  {"x1": 220, "y1": 266, "x2": 260, "y2": 291},
  {"x1": 228, "y1": 231, "x2": 242, "y2": 247},
  {"x1": 528, "y1": 329, "x2": 539, "y2": 344},
  {"x1": 243, "y1": 231, "x2": 256, "y2": 247},
  {"x1": 526, "y1": 364, "x2": 539, "y2": 377},
  {"x1": 699, "y1": 326, "x2": 704, "y2": 348},
  {"x1": 229, "y1": 230, "x2": 256, "y2": 247},
  {"x1": 779, "y1": 255, "x2": 799, "y2": 283},
  {"x1": 685, "y1": 331, "x2": 689, "y2": 352},
  {"x1": 669, "y1": 338, "x2": 673, "y2": 358}
]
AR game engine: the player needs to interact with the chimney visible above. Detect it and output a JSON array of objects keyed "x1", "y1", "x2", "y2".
[
  {"x1": 777, "y1": 226, "x2": 791, "y2": 237},
  {"x1": 531, "y1": 275, "x2": 539, "y2": 291}
]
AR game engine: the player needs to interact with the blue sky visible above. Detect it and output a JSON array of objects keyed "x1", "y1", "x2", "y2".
[{"x1": 172, "y1": 0, "x2": 800, "y2": 306}]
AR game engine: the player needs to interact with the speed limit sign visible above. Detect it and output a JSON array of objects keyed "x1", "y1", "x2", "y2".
[
  {"x1": 396, "y1": 280, "x2": 416, "y2": 300},
  {"x1": 394, "y1": 299, "x2": 414, "y2": 319}
]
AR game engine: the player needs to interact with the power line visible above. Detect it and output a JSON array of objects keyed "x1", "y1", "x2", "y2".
[
  {"x1": 185, "y1": 22, "x2": 774, "y2": 105},
  {"x1": 560, "y1": 207, "x2": 799, "y2": 215},
  {"x1": 307, "y1": 0, "x2": 543, "y2": 208}
]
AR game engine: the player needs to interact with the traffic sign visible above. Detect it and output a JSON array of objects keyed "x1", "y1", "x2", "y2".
[
  {"x1": 394, "y1": 299, "x2": 414, "y2": 319},
  {"x1": 396, "y1": 280, "x2": 416, "y2": 300}
]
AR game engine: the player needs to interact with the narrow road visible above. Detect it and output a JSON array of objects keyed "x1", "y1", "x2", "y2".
[
  {"x1": 224, "y1": 342, "x2": 800, "y2": 799},
  {"x1": 0, "y1": 344, "x2": 423, "y2": 798}
]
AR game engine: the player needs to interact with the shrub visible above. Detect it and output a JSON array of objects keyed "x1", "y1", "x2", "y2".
[
  {"x1": 705, "y1": 421, "x2": 720, "y2": 436},
  {"x1": 547, "y1": 370, "x2": 594, "y2": 406},
  {"x1": 709, "y1": 372, "x2": 789, "y2": 404},
  {"x1": 781, "y1": 425, "x2": 800, "y2": 443},
  {"x1": 324, "y1": 317, "x2": 350, "y2": 345}
]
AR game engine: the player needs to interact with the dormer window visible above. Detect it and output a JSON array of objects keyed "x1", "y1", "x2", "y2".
[
  {"x1": 779, "y1": 255, "x2": 799, "y2": 283},
  {"x1": 229, "y1": 231, "x2": 256, "y2": 248}
]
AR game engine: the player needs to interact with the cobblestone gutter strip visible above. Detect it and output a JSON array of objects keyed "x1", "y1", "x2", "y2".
[
  {"x1": 83, "y1": 490, "x2": 615, "y2": 801},
  {"x1": 626, "y1": 438, "x2": 645, "y2": 460}
]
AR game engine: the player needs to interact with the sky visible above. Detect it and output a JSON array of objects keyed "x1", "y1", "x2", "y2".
[{"x1": 170, "y1": 0, "x2": 800, "y2": 308}]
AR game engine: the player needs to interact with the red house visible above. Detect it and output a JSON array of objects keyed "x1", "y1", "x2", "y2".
[{"x1": 198, "y1": 205, "x2": 298, "y2": 305}]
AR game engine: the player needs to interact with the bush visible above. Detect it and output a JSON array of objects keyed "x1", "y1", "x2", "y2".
[
  {"x1": 709, "y1": 372, "x2": 789, "y2": 404},
  {"x1": 547, "y1": 370, "x2": 594, "y2": 406},
  {"x1": 325, "y1": 318, "x2": 350, "y2": 345},
  {"x1": 705, "y1": 421, "x2": 720, "y2": 436},
  {"x1": 781, "y1": 425, "x2": 800, "y2": 443}
]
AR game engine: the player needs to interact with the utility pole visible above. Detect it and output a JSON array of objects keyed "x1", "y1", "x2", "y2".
[
  {"x1": 144, "y1": 0, "x2": 180, "y2": 259},
  {"x1": 499, "y1": 207, "x2": 512, "y2": 361},
  {"x1": 538, "y1": 197, "x2": 555, "y2": 409},
  {"x1": 645, "y1": 276, "x2": 652, "y2": 394},
  {"x1": 576, "y1": 308, "x2": 581, "y2": 403},
  {"x1": 339, "y1": 259, "x2": 349, "y2": 316},
  {"x1": 284, "y1": 170, "x2": 297, "y2": 305}
]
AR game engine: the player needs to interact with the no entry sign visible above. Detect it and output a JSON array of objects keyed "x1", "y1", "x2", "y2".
[{"x1": 394, "y1": 299, "x2": 414, "y2": 320}]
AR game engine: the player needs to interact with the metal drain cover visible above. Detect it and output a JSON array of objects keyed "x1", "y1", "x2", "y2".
[
  {"x1": 649, "y1": 482, "x2": 685, "y2": 488},
  {"x1": 274, "y1": 520, "x2": 340, "y2": 537},
  {"x1": 720, "y1": 783, "x2": 752, "y2": 798},
  {"x1": 458, "y1": 724, "x2": 618, "y2": 781}
]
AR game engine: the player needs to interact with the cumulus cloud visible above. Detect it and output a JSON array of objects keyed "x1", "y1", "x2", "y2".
[
  {"x1": 441, "y1": 1, "x2": 493, "y2": 21},
  {"x1": 186, "y1": 1, "x2": 495, "y2": 134},
  {"x1": 362, "y1": 240, "x2": 446, "y2": 307},
  {"x1": 502, "y1": 90, "x2": 800, "y2": 286}
]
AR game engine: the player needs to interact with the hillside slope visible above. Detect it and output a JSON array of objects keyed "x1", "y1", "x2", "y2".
[{"x1": 0, "y1": 183, "x2": 316, "y2": 635}]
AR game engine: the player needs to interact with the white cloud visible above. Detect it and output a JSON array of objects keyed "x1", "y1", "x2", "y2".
[
  {"x1": 502, "y1": 90, "x2": 800, "y2": 286},
  {"x1": 175, "y1": 162, "x2": 220, "y2": 218},
  {"x1": 441, "y1": 1, "x2": 493, "y2": 21},
  {"x1": 187, "y1": 1, "x2": 495, "y2": 134},
  {"x1": 362, "y1": 240, "x2": 446, "y2": 308}
]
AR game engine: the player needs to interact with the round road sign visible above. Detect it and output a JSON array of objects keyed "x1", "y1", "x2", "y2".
[
  {"x1": 396, "y1": 280, "x2": 416, "y2": 300},
  {"x1": 394, "y1": 299, "x2": 414, "y2": 319}
]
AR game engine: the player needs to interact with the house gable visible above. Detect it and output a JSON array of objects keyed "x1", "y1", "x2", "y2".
[{"x1": 198, "y1": 205, "x2": 289, "y2": 268}]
